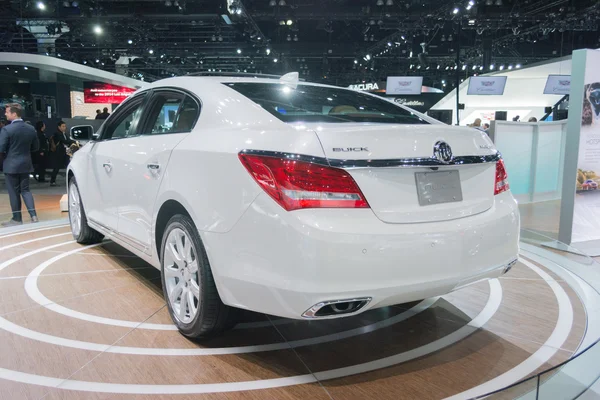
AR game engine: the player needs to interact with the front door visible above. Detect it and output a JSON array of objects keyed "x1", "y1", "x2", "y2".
[
  {"x1": 115, "y1": 90, "x2": 200, "y2": 254},
  {"x1": 84, "y1": 93, "x2": 148, "y2": 233}
]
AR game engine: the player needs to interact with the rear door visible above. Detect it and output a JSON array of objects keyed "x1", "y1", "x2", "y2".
[{"x1": 115, "y1": 89, "x2": 200, "y2": 254}]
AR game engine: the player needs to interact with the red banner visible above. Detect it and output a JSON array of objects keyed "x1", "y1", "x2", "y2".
[{"x1": 83, "y1": 82, "x2": 136, "y2": 104}]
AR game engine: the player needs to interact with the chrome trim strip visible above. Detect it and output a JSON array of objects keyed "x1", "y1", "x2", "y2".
[
  {"x1": 302, "y1": 297, "x2": 372, "y2": 319},
  {"x1": 239, "y1": 149, "x2": 501, "y2": 169}
]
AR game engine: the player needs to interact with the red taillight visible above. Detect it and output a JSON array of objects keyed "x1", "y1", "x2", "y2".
[
  {"x1": 239, "y1": 153, "x2": 370, "y2": 211},
  {"x1": 494, "y1": 159, "x2": 510, "y2": 195}
]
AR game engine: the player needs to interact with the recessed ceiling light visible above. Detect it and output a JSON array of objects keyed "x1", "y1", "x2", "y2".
[
  {"x1": 93, "y1": 25, "x2": 102, "y2": 34},
  {"x1": 37, "y1": 2, "x2": 46, "y2": 10}
]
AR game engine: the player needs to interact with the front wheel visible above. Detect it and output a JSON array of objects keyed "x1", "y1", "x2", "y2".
[
  {"x1": 161, "y1": 214, "x2": 237, "y2": 338},
  {"x1": 68, "y1": 178, "x2": 104, "y2": 244}
]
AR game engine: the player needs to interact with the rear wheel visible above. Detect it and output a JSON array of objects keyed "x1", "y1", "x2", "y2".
[
  {"x1": 68, "y1": 179, "x2": 104, "y2": 244},
  {"x1": 161, "y1": 214, "x2": 236, "y2": 338}
]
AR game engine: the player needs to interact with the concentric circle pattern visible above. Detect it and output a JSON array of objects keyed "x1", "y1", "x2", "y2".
[{"x1": 0, "y1": 225, "x2": 594, "y2": 400}]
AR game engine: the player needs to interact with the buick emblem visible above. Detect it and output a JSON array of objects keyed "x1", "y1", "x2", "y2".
[{"x1": 433, "y1": 141, "x2": 453, "y2": 163}]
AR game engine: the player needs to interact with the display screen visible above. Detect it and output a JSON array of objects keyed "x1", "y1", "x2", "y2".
[
  {"x1": 467, "y1": 76, "x2": 508, "y2": 95},
  {"x1": 386, "y1": 76, "x2": 423, "y2": 95},
  {"x1": 543, "y1": 75, "x2": 571, "y2": 95},
  {"x1": 83, "y1": 82, "x2": 136, "y2": 104}
]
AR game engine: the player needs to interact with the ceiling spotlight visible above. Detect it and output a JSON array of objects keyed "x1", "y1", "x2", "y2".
[
  {"x1": 386, "y1": 0, "x2": 393, "y2": 5},
  {"x1": 293, "y1": 34, "x2": 298, "y2": 41},
  {"x1": 24, "y1": 66, "x2": 28, "y2": 70},
  {"x1": 287, "y1": 34, "x2": 291, "y2": 41},
  {"x1": 95, "y1": 59, "x2": 100, "y2": 63},
  {"x1": 174, "y1": 1, "x2": 179, "y2": 6},
  {"x1": 278, "y1": 0, "x2": 286, "y2": 5},
  {"x1": 354, "y1": 59, "x2": 358, "y2": 64},
  {"x1": 93, "y1": 25, "x2": 102, "y2": 34},
  {"x1": 365, "y1": 54, "x2": 371, "y2": 60},
  {"x1": 237, "y1": 48, "x2": 242, "y2": 54},
  {"x1": 469, "y1": 0, "x2": 475, "y2": 5},
  {"x1": 508, "y1": 64, "x2": 513, "y2": 69},
  {"x1": 448, "y1": 34, "x2": 453, "y2": 41},
  {"x1": 37, "y1": 2, "x2": 46, "y2": 10},
  {"x1": 269, "y1": 0, "x2": 276, "y2": 5},
  {"x1": 472, "y1": 65, "x2": 477, "y2": 70},
  {"x1": 149, "y1": 49, "x2": 154, "y2": 54},
  {"x1": 490, "y1": 64, "x2": 495, "y2": 70},
  {"x1": 128, "y1": 39, "x2": 133, "y2": 44},
  {"x1": 453, "y1": 7, "x2": 459, "y2": 14},
  {"x1": 479, "y1": 66, "x2": 484, "y2": 71},
  {"x1": 63, "y1": 1, "x2": 69, "y2": 6},
  {"x1": 211, "y1": 34, "x2": 216, "y2": 41},
  {"x1": 462, "y1": 65, "x2": 467, "y2": 70},
  {"x1": 83, "y1": 60, "x2": 87, "y2": 64},
  {"x1": 466, "y1": 5, "x2": 472, "y2": 10},
  {"x1": 417, "y1": 65, "x2": 421, "y2": 69},
  {"x1": 516, "y1": 64, "x2": 521, "y2": 68},
  {"x1": 499, "y1": 65, "x2": 505, "y2": 70},
  {"x1": 364, "y1": 34, "x2": 368, "y2": 41},
  {"x1": 376, "y1": 0, "x2": 384, "y2": 5},
  {"x1": 441, "y1": 35, "x2": 446, "y2": 42},
  {"x1": 72, "y1": 1, "x2": 78, "y2": 6},
  {"x1": 437, "y1": 65, "x2": 441, "y2": 69},
  {"x1": 218, "y1": 35, "x2": 223, "y2": 41},
  {"x1": 486, "y1": 0, "x2": 492, "y2": 4},
  {"x1": 387, "y1": 42, "x2": 392, "y2": 47},
  {"x1": 286, "y1": 19, "x2": 293, "y2": 26},
  {"x1": 495, "y1": 0, "x2": 502, "y2": 5},
  {"x1": 266, "y1": 48, "x2": 271, "y2": 55},
  {"x1": 273, "y1": 58, "x2": 278, "y2": 63},
  {"x1": 165, "y1": 0, "x2": 172, "y2": 5}
]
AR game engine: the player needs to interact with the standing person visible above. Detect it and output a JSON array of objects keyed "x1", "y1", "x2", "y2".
[
  {"x1": 97, "y1": 107, "x2": 110, "y2": 119},
  {"x1": 0, "y1": 103, "x2": 40, "y2": 226},
  {"x1": 95, "y1": 109, "x2": 102, "y2": 119},
  {"x1": 48, "y1": 121, "x2": 75, "y2": 187},
  {"x1": 33, "y1": 121, "x2": 48, "y2": 182}
]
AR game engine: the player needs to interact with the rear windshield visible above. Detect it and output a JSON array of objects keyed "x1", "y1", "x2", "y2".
[{"x1": 224, "y1": 82, "x2": 429, "y2": 124}]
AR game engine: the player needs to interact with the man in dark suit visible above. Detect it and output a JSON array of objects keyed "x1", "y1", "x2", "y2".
[
  {"x1": 49, "y1": 121, "x2": 76, "y2": 186},
  {"x1": 0, "y1": 103, "x2": 40, "y2": 226}
]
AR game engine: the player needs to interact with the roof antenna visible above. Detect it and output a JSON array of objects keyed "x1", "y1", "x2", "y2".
[{"x1": 280, "y1": 71, "x2": 299, "y2": 88}]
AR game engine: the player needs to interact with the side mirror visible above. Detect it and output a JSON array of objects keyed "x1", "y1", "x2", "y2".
[
  {"x1": 70, "y1": 125, "x2": 94, "y2": 141},
  {"x1": 92, "y1": 133, "x2": 100, "y2": 140}
]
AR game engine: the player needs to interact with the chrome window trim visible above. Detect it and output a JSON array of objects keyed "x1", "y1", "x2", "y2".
[{"x1": 239, "y1": 149, "x2": 501, "y2": 169}]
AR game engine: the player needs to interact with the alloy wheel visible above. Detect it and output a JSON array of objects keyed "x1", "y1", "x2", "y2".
[
  {"x1": 163, "y1": 228, "x2": 200, "y2": 324},
  {"x1": 69, "y1": 183, "x2": 82, "y2": 238}
]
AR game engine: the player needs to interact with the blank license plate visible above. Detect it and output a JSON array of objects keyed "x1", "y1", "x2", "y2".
[{"x1": 415, "y1": 170, "x2": 463, "y2": 206}]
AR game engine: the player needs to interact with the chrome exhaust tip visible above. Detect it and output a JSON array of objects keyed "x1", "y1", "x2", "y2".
[
  {"x1": 504, "y1": 259, "x2": 518, "y2": 274},
  {"x1": 302, "y1": 297, "x2": 372, "y2": 319}
]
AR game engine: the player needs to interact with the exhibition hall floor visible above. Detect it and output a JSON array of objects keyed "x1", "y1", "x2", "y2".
[{"x1": 0, "y1": 223, "x2": 598, "y2": 399}]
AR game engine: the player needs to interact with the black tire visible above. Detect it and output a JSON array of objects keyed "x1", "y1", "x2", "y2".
[
  {"x1": 160, "y1": 214, "x2": 237, "y2": 338},
  {"x1": 68, "y1": 178, "x2": 104, "y2": 244}
]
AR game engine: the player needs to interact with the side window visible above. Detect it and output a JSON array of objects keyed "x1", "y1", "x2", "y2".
[
  {"x1": 102, "y1": 95, "x2": 146, "y2": 140},
  {"x1": 140, "y1": 92, "x2": 200, "y2": 135},
  {"x1": 172, "y1": 96, "x2": 200, "y2": 133},
  {"x1": 143, "y1": 92, "x2": 184, "y2": 135}
]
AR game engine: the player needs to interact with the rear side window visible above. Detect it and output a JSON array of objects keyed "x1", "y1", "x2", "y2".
[{"x1": 224, "y1": 82, "x2": 428, "y2": 124}]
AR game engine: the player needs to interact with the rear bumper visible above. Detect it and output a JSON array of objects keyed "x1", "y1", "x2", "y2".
[{"x1": 203, "y1": 191, "x2": 520, "y2": 319}]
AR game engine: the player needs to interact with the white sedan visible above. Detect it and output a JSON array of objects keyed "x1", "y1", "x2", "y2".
[{"x1": 67, "y1": 73, "x2": 520, "y2": 338}]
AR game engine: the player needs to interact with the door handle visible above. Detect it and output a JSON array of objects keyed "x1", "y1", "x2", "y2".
[
  {"x1": 102, "y1": 162, "x2": 112, "y2": 172},
  {"x1": 147, "y1": 163, "x2": 161, "y2": 171}
]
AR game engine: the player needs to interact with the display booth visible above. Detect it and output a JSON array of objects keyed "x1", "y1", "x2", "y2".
[
  {"x1": 431, "y1": 57, "x2": 572, "y2": 125},
  {"x1": 491, "y1": 120, "x2": 568, "y2": 204}
]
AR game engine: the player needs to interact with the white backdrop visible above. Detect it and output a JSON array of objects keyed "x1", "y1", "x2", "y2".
[{"x1": 431, "y1": 57, "x2": 572, "y2": 125}]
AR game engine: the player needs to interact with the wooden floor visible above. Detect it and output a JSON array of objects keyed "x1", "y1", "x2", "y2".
[{"x1": 0, "y1": 224, "x2": 592, "y2": 400}]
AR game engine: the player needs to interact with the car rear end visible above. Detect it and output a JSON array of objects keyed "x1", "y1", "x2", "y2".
[{"x1": 205, "y1": 81, "x2": 519, "y2": 320}]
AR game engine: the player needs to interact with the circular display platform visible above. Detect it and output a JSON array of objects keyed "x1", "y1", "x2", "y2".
[{"x1": 0, "y1": 224, "x2": 597, "y2": 399}]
